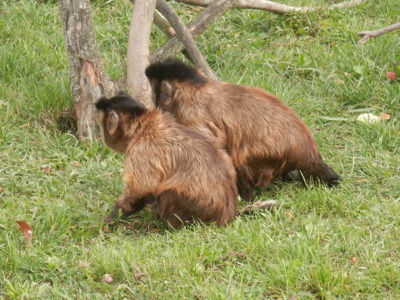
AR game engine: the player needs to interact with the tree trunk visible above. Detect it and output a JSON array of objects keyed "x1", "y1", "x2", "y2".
[
  {"x1": 126, "y1": 0, "x2": 157, "y2": 108},
  {"x1": 59, "y1": 0, "x2": 115, "y2": 140}
]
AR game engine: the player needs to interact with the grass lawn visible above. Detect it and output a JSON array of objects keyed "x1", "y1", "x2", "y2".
[{"x1": 0, "y1": 0, "x2": 399, "y2": 298}]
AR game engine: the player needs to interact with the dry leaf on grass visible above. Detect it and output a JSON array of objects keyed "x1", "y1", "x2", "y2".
[
  {"x1": 284, "y1": 211, "x2": 294, "y2": 221},
  {"x1": 102, "y1": 273, "x2": 114, "y2": 284},
  {"x1": 135, "y1": 273, "x2": 147, "y2": 280},
  {"x1": 253, "y1": 200, "x2": 279, "y2": 210},
  {"x1": 0, "y1": 186, "x2": 4, "y2": 192},
  {"x1": 379, "y1": 113, "x2": 391, "y2": 120},
  {"x1": 357, "y1": 113, "x2": 391, "y2": 124},
  {"x1": 357, "y1": 113, "x2": 380, "y2": 124},
  {"x1": 16, "y1": 220, "x2": 33, "y2": 248},
  {"x1": 41, "y1": 167, "x2": 52, "y2": 174},
  {"x1": 350, "y1": 256, "x2": 358, "y2": 264},
  {"x1": 237, "y1": 200, "x2": 280, "y2": 215}
]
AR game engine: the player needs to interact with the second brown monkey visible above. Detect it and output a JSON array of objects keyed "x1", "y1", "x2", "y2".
[{"x1": 146, "y1": 59, "x2": 341, "y2": 201}]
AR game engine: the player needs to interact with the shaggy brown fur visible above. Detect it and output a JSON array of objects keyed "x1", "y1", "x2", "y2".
[
  {"x1": 95, "y1": 92, "x2": 238, "y2": 228},
  {"x1": 146, "y1": 59, "x2": 341, "y2": 201}
]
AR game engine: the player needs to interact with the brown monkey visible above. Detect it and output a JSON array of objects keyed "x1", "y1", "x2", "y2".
[
  {"x1": 95, "y1": 92, "x2": 238, "y2": 228},
  {"x1": 145, "y1": 58, "x2": 341, "y2": 201}
]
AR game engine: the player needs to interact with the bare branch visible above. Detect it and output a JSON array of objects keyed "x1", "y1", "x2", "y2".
[
  {"x1": 156, "y1": 0, "x2": 217, "y2": 80},
  {"x1": 150, "y1": 0, "x2": 237, "y2": 63},
  {"x1": 177, "y1": 0, "x2": 312, "y2": 13},
  {"x1": 358, "y1": 23, "x2": 400, "y2": 44},
  {"x1": 329, "y1": 0, "x2": 364, "y2": 9},
  {"x1": 127, "y1": 0, "x2": 157, "y2": 108},
  {"x1": 175, "y1": 0, "x2": 364, "y2": 14}
]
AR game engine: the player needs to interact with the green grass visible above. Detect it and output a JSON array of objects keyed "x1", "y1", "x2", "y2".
[{"x1": 1, "y1": 0, "x2": 399, "y2": 298}]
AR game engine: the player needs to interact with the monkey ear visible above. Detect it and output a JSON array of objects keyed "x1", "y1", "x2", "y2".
[
  {"x1": 160, "y1": 80, "x2": 175, "y2": 105},
  {"x1": 106, "y1": 110, "x2": 119, "y2": 136}
]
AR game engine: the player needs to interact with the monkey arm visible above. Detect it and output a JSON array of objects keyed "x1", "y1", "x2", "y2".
[
  {"x1": 104, "y1": 193, "x2": 155, "y2": 223},
  {"x1": 104, "y1": 164, "x2": 161, "y2": 223}
]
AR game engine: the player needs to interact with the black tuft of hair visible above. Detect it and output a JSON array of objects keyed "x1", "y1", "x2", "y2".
[
  {"x1": 145, "y1": 58, "x2": 206, "y2": 85},
  {"x1": 96, "y1": 92, "x2": 147, "y2": 116}
]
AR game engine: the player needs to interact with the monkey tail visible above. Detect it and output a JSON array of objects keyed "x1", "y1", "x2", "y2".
[{"x1": 311, "y1": 160, "x2": 341, "y2": 187}]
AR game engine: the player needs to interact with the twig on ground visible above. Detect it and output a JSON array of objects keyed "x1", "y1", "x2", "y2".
[{"x1": 358, "y1": 23, "x2": 400, "y2": 44}]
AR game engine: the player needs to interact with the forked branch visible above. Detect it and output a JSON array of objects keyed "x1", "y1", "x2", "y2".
[
  {"x1": 150, "y1": 0, "x2": 237, "y2": 63},
  {"x1": 358, "y1": 23, "x2": 400, "y2": 44},
  {"x1": 156, "y1": 0, "x2": 217, "y2": 79}
]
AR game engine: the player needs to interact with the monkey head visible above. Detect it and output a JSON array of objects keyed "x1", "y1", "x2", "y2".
[
  {"x1": 95, "y1": 92, "x2": 146, "y2": 153},
  {"x1": 145, "y1": 58, "x2": 207, "y2": 110}
]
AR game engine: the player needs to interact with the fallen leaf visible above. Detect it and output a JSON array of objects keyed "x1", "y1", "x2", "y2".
[
  {"x1": 253, "y1": 200, "x2": 279, "y2": 210},
  {"x1": 102, "y1": 225, "x2": 112, "y2": 233},
  {"x1": 357, "y1": 113, "x2": 380, "y2": 124},
  {"x1": 16, "y1": 220, "x2": 33, "y2": 247},
  {"x1": 0, "y1": 186, "x2": 4, "y2": 192},
  {"x1": 135, "y1": 273, "x2": 147, "y2": 280},
  {"x1": 334, "y1": 78, "x2": 345, "y2": 85},
  {"x1": 350, "y1": 256, "x2": 358, "y2": 264},
  {"x1": 284, "y1": 211, "x2": 294, "y2": 221},
  {"x1": 224, "y1": 251, "x2": 246, "y2": 261},
  {"x1": 237, "y1": 200, "x2": 279, "y2": 215},
  {"x1": 72, "y1": 161, "x2": 82, "y2": 167},
  {"x1": 358, "y1": 266, "x2": 367, "y2": 270},
  {"x1": 387, "y1": 72, "x2": 396, "y2": 81},
  {"x1": 378, "y1": 113, "x2": 391, "y2": 120},
  {"x1": 42, "y1": 167, "x2": 52, "y2": 174},
  {"x1": 102, "y1": 273, "x2": 114, "y2": 284}
]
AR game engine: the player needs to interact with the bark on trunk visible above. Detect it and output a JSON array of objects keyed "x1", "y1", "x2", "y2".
[{"x1": 59, "y1": 0, "x2": 115, "y2": 140}]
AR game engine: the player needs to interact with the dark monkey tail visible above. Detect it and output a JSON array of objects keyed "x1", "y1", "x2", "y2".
[{"x1": 312, "y1": 160, "x2": 341, "y2": 187}]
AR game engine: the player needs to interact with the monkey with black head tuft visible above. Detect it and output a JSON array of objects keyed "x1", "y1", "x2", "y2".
[
  {"x1": 95, "y1": 92, "x2": 238, "y2": 228},
  {"x1": 146, "y1": 58, "x2": 341, "y2": 201}
]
